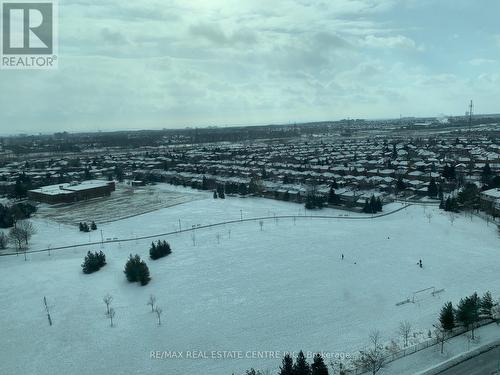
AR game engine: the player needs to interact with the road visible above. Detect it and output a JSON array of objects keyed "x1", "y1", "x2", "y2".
[{"x1": 437, "y1": 346, "x2": 500, "y2": 375}]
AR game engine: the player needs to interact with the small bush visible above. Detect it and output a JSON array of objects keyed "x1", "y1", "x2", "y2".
[
  {"x1": 90, "y1": 221, "x2": 97, "y2": 231},
  {"x1": 124, "y1": 254, "x2": 151, "y2": 286},
  {"x1": 149, "y1": 240, "x2": 172, "y2": 260},
  {"x1": 81, "y1": 251, "x2": 106, "y2": 274}
]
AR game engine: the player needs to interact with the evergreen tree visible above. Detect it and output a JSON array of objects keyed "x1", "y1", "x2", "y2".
[
  {"x1": 217, "y1": 185, "x2": 225, "y2": 199},
  {"x1": 376, "y1": 197, "x2": 383, "y2": 212},
  {"x1": 81, "y1": 251, "x2": 106, "y2": 274},
  {"x1": 363, "y1": 198, "x2": 371, "y2": 213},
  {"x1": 391, "y1": 144, "x2": 397, "y2": 159},
  {"x1": 456, "y1": 293, "x2": 480, "y2": 338},
  {"x1": 370, "y1": 195, "x2": 377, "y2": 214},
  {"x1": 150, "y1": 240, "x2": 172, "y2": 260},
  {"x1": 481, "y1": 163, "x2": 492, "y2": 184},
  {"x1": 90, "y1": 221, "x2": 97, "y2": 231},
  {"x1": 201, "y1": 176, "x2": 209, "y2": 190},
  {"x1": 279, "y1": 353, "x2": 294, "y2": 375},
  {"x1": 439, "y1": 302, "x2": 455, "y2": 332},
  {"x1": 213, "y1": 190, "x2": 218, "y2": 199},
  {"x1": 427, "y1": 178, "x2": 438, "y2": 198},
  {"x1": 79, "y1": 222, "x2": 85, "y2": 232},
  {"x1": 328, "y1": 186, "x2": 340, "y2": 205},
  {"x1": 396, "y1": 176, "x2": 406, "y2": 191},
  {"x1": 438, "y1": 184, "x2": 444, "y2": 201},
  {"x1": 124, "y1": 254, "x2": 151, "y2": 285},
  {"x1": 311, "y1": 353, "x2": 329, "y2": 375},
  {"x1": 331, "y1": 179, "x2": 338, "y2": 189},
  {"x1": 480, "y1": 291, "x2": 494, "y2": 319},
  {"x1": 293, "y1": 351, "x2": 311, "y2": 375},
  {"x1": 442, "y1": 165, "x2": 456, "y2": 180}
]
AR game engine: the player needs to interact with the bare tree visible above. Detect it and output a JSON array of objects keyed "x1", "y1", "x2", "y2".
[
  {"x1": 354, "y1": 330, "x2": 385, "y2": 375},
  {"x1": 398, "y1": 321, "x2": 412, "y2": 347},
  {"x1": 259, "y1": 220, "x2": 264, "y2": 231},
  {"x1": 0, "y1": 232, "x2": 8, "y2": 249},
  {"x1": 103, "y1": 294, "x2": 113, "y2": 315},
  {"x1": 154, "y1": 306, "x2": 163, "y2": 326},
  {"x1": 433, "y1": 324, "x2": 447, "y2": 354},
  {"x1": 147, "y1": 294, "x2": 156, "y2": 312},
  {"x1": 8, "y1": 227, "x2": 25, "y2": 253},
  {"x1": 107, "y1": 307, "x2": 115, "y2": 327},
  {"x1": 17, "y1": 220, "x2": 36, "y2": 246},
  {"x1": 216, "y1": 233, "x2": 221, "y2": 244},
  {"x1": 425, "y1": 212, "x2": 432, "y2": 223}
]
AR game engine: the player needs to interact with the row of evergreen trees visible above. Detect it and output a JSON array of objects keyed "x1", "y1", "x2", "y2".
[
  {"x1": 149, "y1": 240, "x2": 172, "y2": 260},
  {"x1": 81, "y1": 251, "x2": 106, "y2": 274},
  {"x1": 245, "y1": 351, "x2": 329, "y2": 375},
  {"x1": 362, "y1": 195, "x2": 383, "y2": 214},
  {"x1": 305, "y1": 194, "x2": 326, "y2": 210},
  {"x1": 439, "y1": 291, "x2": 494, "y2": 339},
  {"x1": 79, "y1": 221, "x2": 97, "y2": 232}
]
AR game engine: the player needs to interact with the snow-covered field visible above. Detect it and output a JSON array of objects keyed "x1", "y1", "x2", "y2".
[{"x1": 0, "y1": 186, "x2": 499, "y2": 375}]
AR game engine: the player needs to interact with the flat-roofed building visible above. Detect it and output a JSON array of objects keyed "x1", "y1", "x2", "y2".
[{"x1": 28, "y1": 180, "x2": 115, "y2": 204}]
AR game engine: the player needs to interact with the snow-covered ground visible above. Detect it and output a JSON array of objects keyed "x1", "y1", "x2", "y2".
[{"x1": 0, "y1": 187, "x2": 498, "y2": 375}]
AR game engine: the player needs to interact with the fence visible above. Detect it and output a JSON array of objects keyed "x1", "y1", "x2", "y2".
[
  {"x1": 0, "y1": 204, "x2": 411, "y2": 257},
  {"x1": 347, "y1": 319, "x2": 496, "y2": 375}
]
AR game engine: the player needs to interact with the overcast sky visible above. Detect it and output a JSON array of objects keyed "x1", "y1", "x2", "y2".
[{"x1": 1, "y1": 0, "x2": 499, "y2": 133}]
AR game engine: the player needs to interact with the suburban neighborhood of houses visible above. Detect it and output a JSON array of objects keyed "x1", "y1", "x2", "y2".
[{"x1": 1, "y1": 120, "x2": 499, "y2": 215}]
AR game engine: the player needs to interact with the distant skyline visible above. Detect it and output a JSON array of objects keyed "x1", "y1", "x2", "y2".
[{"x1": 1, "y1": 0, "x2": 499, "y2": 133}]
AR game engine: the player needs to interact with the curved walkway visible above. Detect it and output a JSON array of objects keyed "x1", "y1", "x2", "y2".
[{"x1": 0, "y1": 204, "x2": 411, "y2": 257}]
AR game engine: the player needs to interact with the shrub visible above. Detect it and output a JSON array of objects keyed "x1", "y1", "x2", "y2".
[
  {"x1": 124, "y1": 254, "x2": 151, "y2": 286},
  {"x1": 81, "y1": 251, "x2": 106, "y2": 274},
  {"x1": 149, "y1": 240, "x2": 172, "y2": 260}
]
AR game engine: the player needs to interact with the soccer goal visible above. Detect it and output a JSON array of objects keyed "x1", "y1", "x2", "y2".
[{"x1": 412, "y1": 286, "x2": 445, "y2": 303}]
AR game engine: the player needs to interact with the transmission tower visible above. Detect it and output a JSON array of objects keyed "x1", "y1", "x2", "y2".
[{"x1": 468, "y1": 100, "x2": 473, "y2": 131}]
